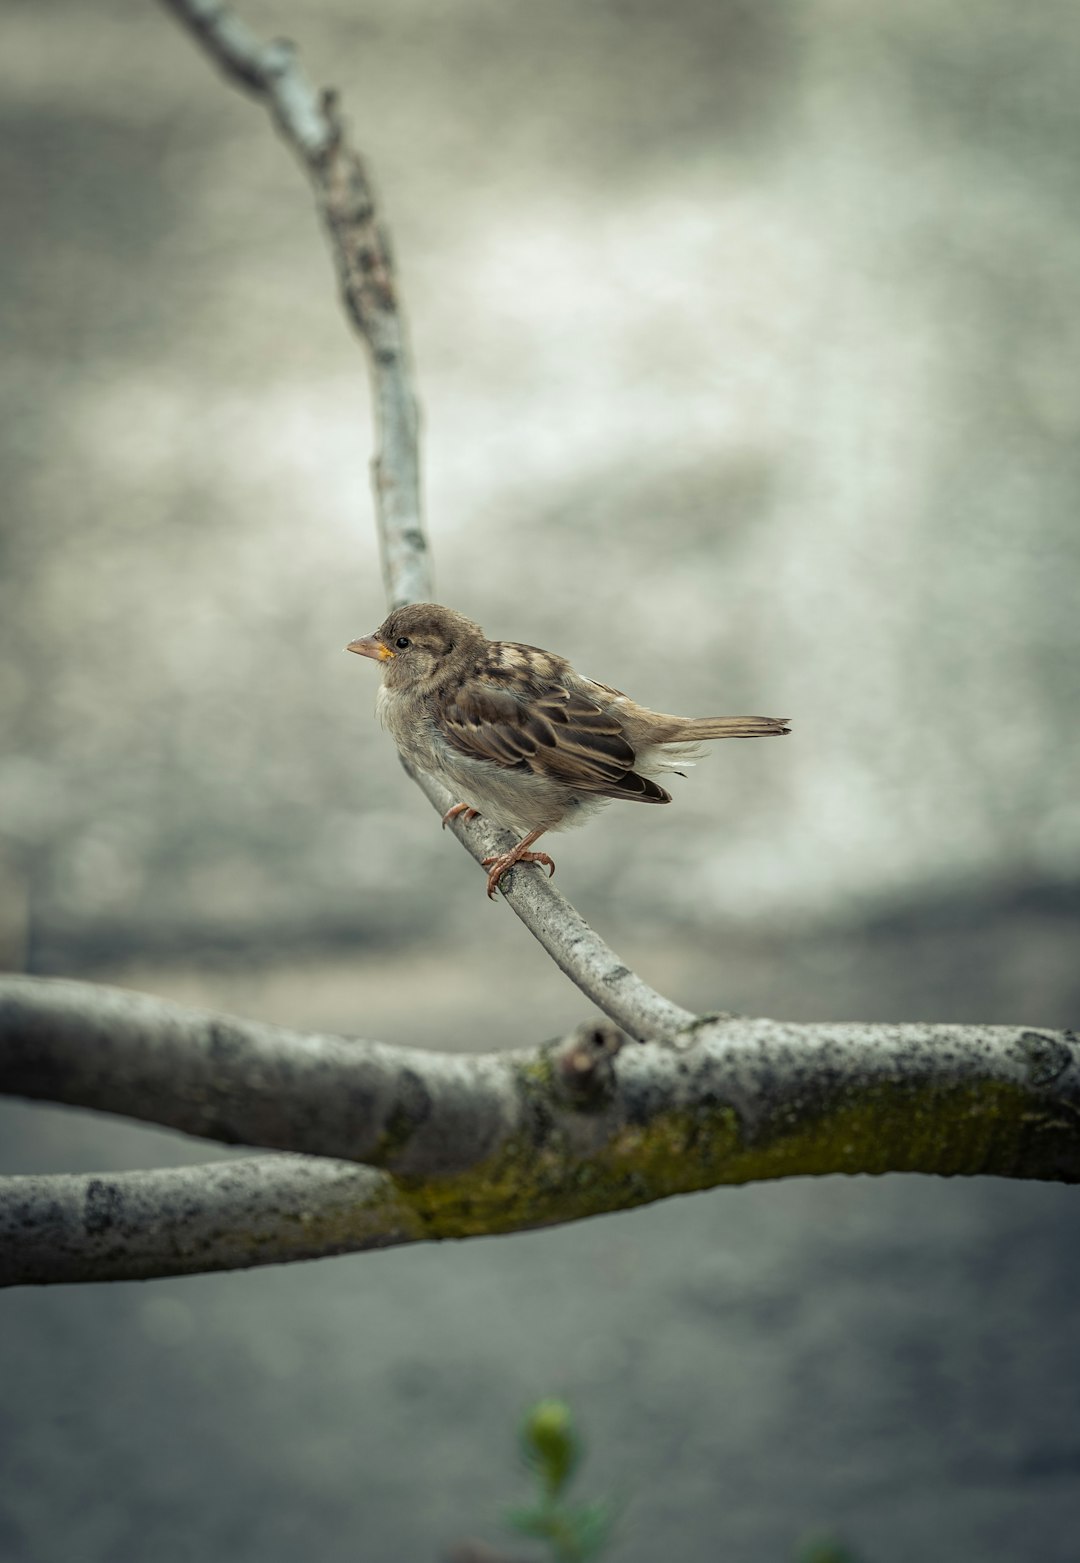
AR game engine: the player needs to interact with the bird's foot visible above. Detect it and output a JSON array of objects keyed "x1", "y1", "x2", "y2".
[
  {"x1": 481, "y1": 847, "x2": 556, "y2": 900},
  {"x1": 441, "y1": 802, "x2": 480, "y2": 830}
]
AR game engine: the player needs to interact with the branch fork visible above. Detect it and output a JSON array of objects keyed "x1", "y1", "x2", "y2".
[{"x1": 1, "y1": 0, "x2": 1075, "y2": 1287}]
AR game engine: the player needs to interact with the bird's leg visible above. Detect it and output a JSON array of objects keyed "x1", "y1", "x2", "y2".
[
  {"x1": 481, "y1": 828, "x2": 556, "y2": 900},
  {"x1": 441, "y1": 802, "x2": 480, "y2": 830}
]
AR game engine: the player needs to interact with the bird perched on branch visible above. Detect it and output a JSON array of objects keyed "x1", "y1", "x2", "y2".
[{"x1": 348, "y1": 603, "x2": 790, "y2": 899}]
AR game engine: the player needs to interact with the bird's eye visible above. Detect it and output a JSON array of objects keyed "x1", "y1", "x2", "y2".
[{"x1": 395, "y1": 636, "x2": 410, "y2": 649}]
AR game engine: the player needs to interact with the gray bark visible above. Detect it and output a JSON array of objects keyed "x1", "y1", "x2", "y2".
[{"x1": 3, "y1": 975, "x2": 1077, "y2": 1286}]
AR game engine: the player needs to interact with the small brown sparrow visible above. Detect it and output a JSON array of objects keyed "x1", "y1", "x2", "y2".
[{"x1": 348, "y1": 603, "x2": 790, "y2": 898}]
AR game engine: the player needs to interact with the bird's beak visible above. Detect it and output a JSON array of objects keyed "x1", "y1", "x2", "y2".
[{"x1": 346, "y1": 636, "x2": 395, "y2": 661}]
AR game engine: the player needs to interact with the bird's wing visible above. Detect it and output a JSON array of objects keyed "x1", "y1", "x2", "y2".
[{"x1": 437, "y1": 675, "x2": 670, "y2": 803}]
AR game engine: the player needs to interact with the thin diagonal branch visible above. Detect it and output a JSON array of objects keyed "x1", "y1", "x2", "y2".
[
  {"x1": 160, "y1": 0, "x2": 695, "y2": 1039},
  {"x1": 404, "y1": 763, "x2": 695, "y2": 1040},
  {"x1": 161, "y1": 0, "x2": 430, "y2": 608},
  {"x1": 3, "y1": 975, "x2": 1078, "y2": 1285}
]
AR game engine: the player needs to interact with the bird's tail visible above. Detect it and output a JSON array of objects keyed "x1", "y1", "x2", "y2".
[{"x1": 674, "y1": 715, "x2": 791, "y2": 740}]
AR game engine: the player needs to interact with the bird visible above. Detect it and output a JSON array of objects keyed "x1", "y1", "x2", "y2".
[{"x1": 347, "y1": 603, "x2": 790, "y2": 899}]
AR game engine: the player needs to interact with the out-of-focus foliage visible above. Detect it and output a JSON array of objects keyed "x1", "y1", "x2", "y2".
[{"x1": 507, "y1": 1400, "x2": 615, "y2": 1561}]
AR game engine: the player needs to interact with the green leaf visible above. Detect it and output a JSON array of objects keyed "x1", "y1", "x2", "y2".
[{"x1": 562, "y1": 1499, "x2": 615, "y2": 1559}]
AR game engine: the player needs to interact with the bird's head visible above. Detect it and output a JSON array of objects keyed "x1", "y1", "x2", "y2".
[{"x1": 346, "y1": 602, "x2": 483, "y2": 691}]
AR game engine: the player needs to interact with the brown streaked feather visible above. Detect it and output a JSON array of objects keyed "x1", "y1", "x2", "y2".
[
  {"x1": 677, "y1": 715, "x2": 791, "y2": 740},
  {"x1": 437, "y1": 668, "x2": 670, "y2": 804},
  {"x1": 611, "y1": 770, "x2": 671, "y2": 803}
]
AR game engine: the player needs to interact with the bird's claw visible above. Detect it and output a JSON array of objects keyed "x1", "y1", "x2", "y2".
[
  {"x1": 441, "y1": 803, "x2": 480, "y2": 830},
  {"x1": 481, "y1": 850, "x2": 556, "y2": 899}
]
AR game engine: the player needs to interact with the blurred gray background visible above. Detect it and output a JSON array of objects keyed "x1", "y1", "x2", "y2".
[{"x1": 1, "y1": 1, "x2": 1079, "y2": 1559}]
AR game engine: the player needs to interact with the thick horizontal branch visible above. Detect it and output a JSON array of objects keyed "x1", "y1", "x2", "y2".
[
  {"x1": 3, "y1": 976, "x2": 1078, "y2": 1285},
  {"x1": 0, "y1": 1156, "x2": 403, "y2": 1288},
  {"x1": 0, "y1": 976, "x2": 523, "y2": 1177},
  {"x1": 161, "y1": 0, "x2": 431, "y2": 608}
]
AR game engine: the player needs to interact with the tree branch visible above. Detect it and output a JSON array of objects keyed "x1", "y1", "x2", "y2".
[
  {"x1": 0, "y1": 975, "x2": 527, "y2": 1177},
  {"x1": 159, "y1": 0, "x2": 696, "y2": 1039},
  {"x1": 161, "y1": 0, "x2": 429, "y2": 609},
  {"x1": 6, "y1": 0, "x2": 1065, "y2": 1290},
  {"x1": 3, "y1": 974, "x2": 1078, "y2": 1285},
  {"x1": 403, "y1": 763, "x2": 696, "y2": 1040}
]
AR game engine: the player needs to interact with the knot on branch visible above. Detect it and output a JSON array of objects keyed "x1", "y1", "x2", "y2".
[
  {"x1": 1018, "y1": 1029, "x2": 1075, "y2": 1087},
  {"x1": 553, "y1": 1020, "x2": 626, "y2": 1108}
]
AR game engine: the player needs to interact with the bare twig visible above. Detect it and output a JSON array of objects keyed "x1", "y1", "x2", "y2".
[
  {"x1": 160, "y1": 0, "x2": 695, "y2": 1037},
  {"x1": 160, "y1": 0, "x2": 429, "y2": 608},
  {"x1": 3, "y1": 975, "x2": 1078, "y2": 1285}
]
